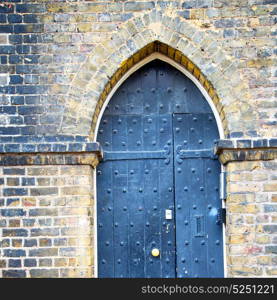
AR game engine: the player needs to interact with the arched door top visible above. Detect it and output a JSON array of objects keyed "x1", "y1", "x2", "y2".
[{"x1": 95, "y1": 54, "x2": 224, "y2": 141}]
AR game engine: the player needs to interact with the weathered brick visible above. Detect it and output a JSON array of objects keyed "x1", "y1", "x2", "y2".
[
  {"x1": 24, "y1": 239, "x2": 37, "y2": 247},
  {"x1": 3, "y1": 188, "x2": 28, "y2": 197},
  {"x1": 59, "y1": 247, "x2": 77, "y2": 257},
  {"x1": 3, "y1": 229, "x2": 28, "y2": 237},
  {"x1": 30, "y1": 269, "x2": 59, "y2": 278},
  {"x1": 264, "y1": 204, "x2": 277, "y2": 212},
  {"x1": 54, "y1": 258, "x2": 68, "y2": 267},
  {"x1": 9, "y1": 219, "x2": 21, "y2": 228},
  {"x1": 0, "y1": 260, "x2": 6, "y2": 268},
  {"x1": 8, "y1": 259, "x2": 21, "y2": 268},
  {"x1": 263, "y1": 183, "x2": 277, "y2": 192},
  {"x1": 27, "y1": 167, "x2": 59, "y2": 176},
  {"x1": 1, "y1": 208, "x2": 26, "y2": 217},
  {"x1": 30, "y1": 228, "x2": 59, "y2": 237},
  {"x1": 29, "y1": 208, "x2": 58, "y2": 216},
  {"x1": 24, "y1": 259, "x2": 37, "y2": 267},
  {"x1": 3, "y1": 168, "x2": 25, "y2": 175},
  {"x1": 229, "y1": 266, "x2": 263, "y2": 276},
  {"x1": 39, "y1": 258, "x2": 52, "y2": 267},
  {"x1": 30, "y1": 188, "x2": 58, "y2": 196},
  {"x1": 265, "y1": 246, "x2": 277, "y2": 254},
  {"x1": 29, "y1": 248, "x2": 58, "y2": 257},
  {"x1": 125, "y1": 2, "x2": 155, "y2": 12},
  {"x1": 6, "y1": 198, "x2": 20, "y2": 207},
  {"x1": 39, "y1": 238, "x2": 52, "y2": 247},
  {"x1": 263, "y1": 225, "x2": 277, "y2": 233},
  {"x1": 3, "y1": 270, "x2": 26, "y2": 278},
  {"x1": 4, "y1": 249, "x2": 26, "y2": 257}
]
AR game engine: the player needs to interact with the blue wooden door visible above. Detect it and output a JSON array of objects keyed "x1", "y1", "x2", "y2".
[{"x1": 97, "y1": 60, "x2": 224, "y2": 278}]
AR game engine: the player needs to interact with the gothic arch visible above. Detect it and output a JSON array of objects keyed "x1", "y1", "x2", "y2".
[{"x1": 60, "y1": 10, "x2": 255, "y2": 138}]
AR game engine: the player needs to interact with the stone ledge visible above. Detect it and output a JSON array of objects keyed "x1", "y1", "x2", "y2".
[
  {"x1": 215, "y1": 138, "x2": 277, "y2": 164},
  {"x1": 0, "y1": 152, "x2": 101, "y2": 168},
  {"x1": 216, "y1": 138, "x2": 277, "y2": 150},
  {"x1": 0, "y1": 135, "x2": 101, "y2": 154}
]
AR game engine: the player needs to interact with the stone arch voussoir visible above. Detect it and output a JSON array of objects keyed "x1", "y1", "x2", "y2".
[{"x1": 60, "y1": 9, "x2": 253, "y2": 138}]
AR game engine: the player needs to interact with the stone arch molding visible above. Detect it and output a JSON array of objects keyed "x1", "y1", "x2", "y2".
[{"x1": 60, "y1": 9, "x2": 255, "y2": 139}]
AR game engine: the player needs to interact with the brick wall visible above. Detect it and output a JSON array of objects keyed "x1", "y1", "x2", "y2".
[
  {"x1": 0, "y1": 0, "x2": 275, "y2": 138},
  {"x1": 0, "y1": 0, "x2": 276, "y2": 278},
  {"x1": 226, "y1": 159, "x2": 277, "y2": 277},
  {"x1": 0, "y1": 165, "x2": 94, "y2": 278}
]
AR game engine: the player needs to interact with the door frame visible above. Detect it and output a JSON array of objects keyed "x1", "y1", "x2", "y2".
[{"x1": 93, "y1": 53, "x2": 227, "y2": 278}]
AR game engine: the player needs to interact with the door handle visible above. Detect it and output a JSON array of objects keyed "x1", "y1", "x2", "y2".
[{"x1": 151, "y1": 248, "x2": 160, "y2": 257}]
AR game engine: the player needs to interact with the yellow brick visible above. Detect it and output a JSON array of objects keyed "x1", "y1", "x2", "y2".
[
  {"x1": 248, "y1": 17, "x2": 260, "y2": 27},
  {"x1": 245, "y1": 216, "x2": 254, "y2": 224},
  {"x1": 247, "y1": 58, "x2": 274, "y2": 68},
  {"x1": 68, "y1": 258, "x2": 77, "y2": 267},
  {"x1": 66, "y1": 196, "x2": 92, "y2": 207},
  {"x1": 251, "y1": 173, "x2": 268, "y2": 181},
  {"x1": 60, "y1": 166, "x2": 91, "y2": 176},
  {"x1": 230, "y1": 256, "x2": 247, "y2": 265},
  {"x1": 228, "y1": 162, "x2": 261, "y2": 172},
  {"x1": 255, "y1": 235, "x2": 270, "y2": 244},
  {"x1": 228, "y1": 214, "x2": 244, "y2": 224},
  {"x1": 46, "y1": 3, "x2": 67, "y2": 13},
  {"x1": 228, "y1": 204, "x2": 259, "y2": 213},
  {"x1": 256, "y1": 224, "x2": 264, "y2": 233},
  {"x1": 68, "y1": 238, "x2": 78, "y2": 246},
  {"x1": 230, "y1": 266, "x2": 263, "y2": 276},
  {"x1": 76, "y1": 237, "x2": 92, "y2": 246},
  {"x1": 266, "y1": 268, "x2": 277, "y2": 276},
  {"x1": 61, "y1": 186, "x2": 92, "y2": 196},
  {"x1": 53, "y1": 34, "x2": 71, "y2": 43},
  {"x1": 272, "y1": 216, "x2": 277, "y2": 222},
  {"x1": 230, "y1": 256, "x2": 257, "y2": 265},
  {"x1": 51, "y1": 178, "x2": 66, "y2": 185},
  {"x1": 76, "y1": 256, "x2": 93, "y2": 267},
  {"x1": 229, "y1": 235, "x2": 245, "y2": 244},
  {"x1": 228, "y1": 183, "x2": 260, "y2": 193},
  {"x1": 27, "y1": 167, "x2": 59, "y2": 176},
  {"x1": 228, "y1": 245, "x2": 247, "y2": 255},
  {"x1": 12, "y1": 239, "x2": 22, "y2": 248},
  {"x1": 263, "y1": 183, "x2": 277, "y2": 192},
  {"x1": 227, "y1": 193, "x2": 255, "y2": 204},
  {"x1": 229, "y1": 225, "x2": 255, "y2": 234},
  {"x1": 257, "y1": 256, "x2": 271, "y2": 265},
  {"x1": 7, "y1": 199, "x2": 20, "y2": 207},
  {"x1": 22, "y1": 197, "x2": 36, "y2": 207},
  {"x1": 77, "y1": 23, "x2": 92, "y2": 33},
  {"x1": 55, "y1": 258, "x2": 68, "y2": 267},
  {"x1": 54, "y1": 217, "x2": 79, "y2": 226},
  {"x1": 59, "y1": 207, "x2": 90, "y2": 216}
]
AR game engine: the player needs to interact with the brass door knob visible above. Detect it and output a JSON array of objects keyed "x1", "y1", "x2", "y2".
[{"x1": 151, "y1": 248, "x2": 160, "y2": 257}]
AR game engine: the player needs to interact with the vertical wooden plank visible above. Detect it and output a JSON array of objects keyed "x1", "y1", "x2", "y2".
[
  {"x1": 97, "y1": 114, "x2": 114, "y2": 277},
  {"x1": 204, "y1": 113, "x2": 224, "y2": 277},
  {"x1": 157, "y1": 61, "x2": 172, "y2": 114},
  {"x1": 188, "y1": 114, "x2": 208, "y2": 278},
  {"x1": 127, "y1": 115, "x2": 145, "y2": 277},
  {"x1": 142, "y1": 61, "x2": 157, "y2": 115},
  {"x1": 159, "y1": 114, "x2": 175, "y2": 278},
  {"x1": 174, "y1": 113, "x2": 192, "y2": 278},
  {"x1": 143, "y1": 114, "x2": 161, "y2": 277},
  {"x1": 172, "y1": 72, "x2": 189, "y2": 113},
  {"x1": 113, "y1": 115, "x2": 129, "y2": 277}
]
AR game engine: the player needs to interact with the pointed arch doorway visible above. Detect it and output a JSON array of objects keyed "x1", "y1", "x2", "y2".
[{"x1": 96, "y1": 58, "x2": 224, "y2": 278}]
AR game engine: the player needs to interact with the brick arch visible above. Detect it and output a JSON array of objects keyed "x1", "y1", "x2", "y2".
[{"x1": 60, "y1": 10, "x2": 255, "y2": 139}]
